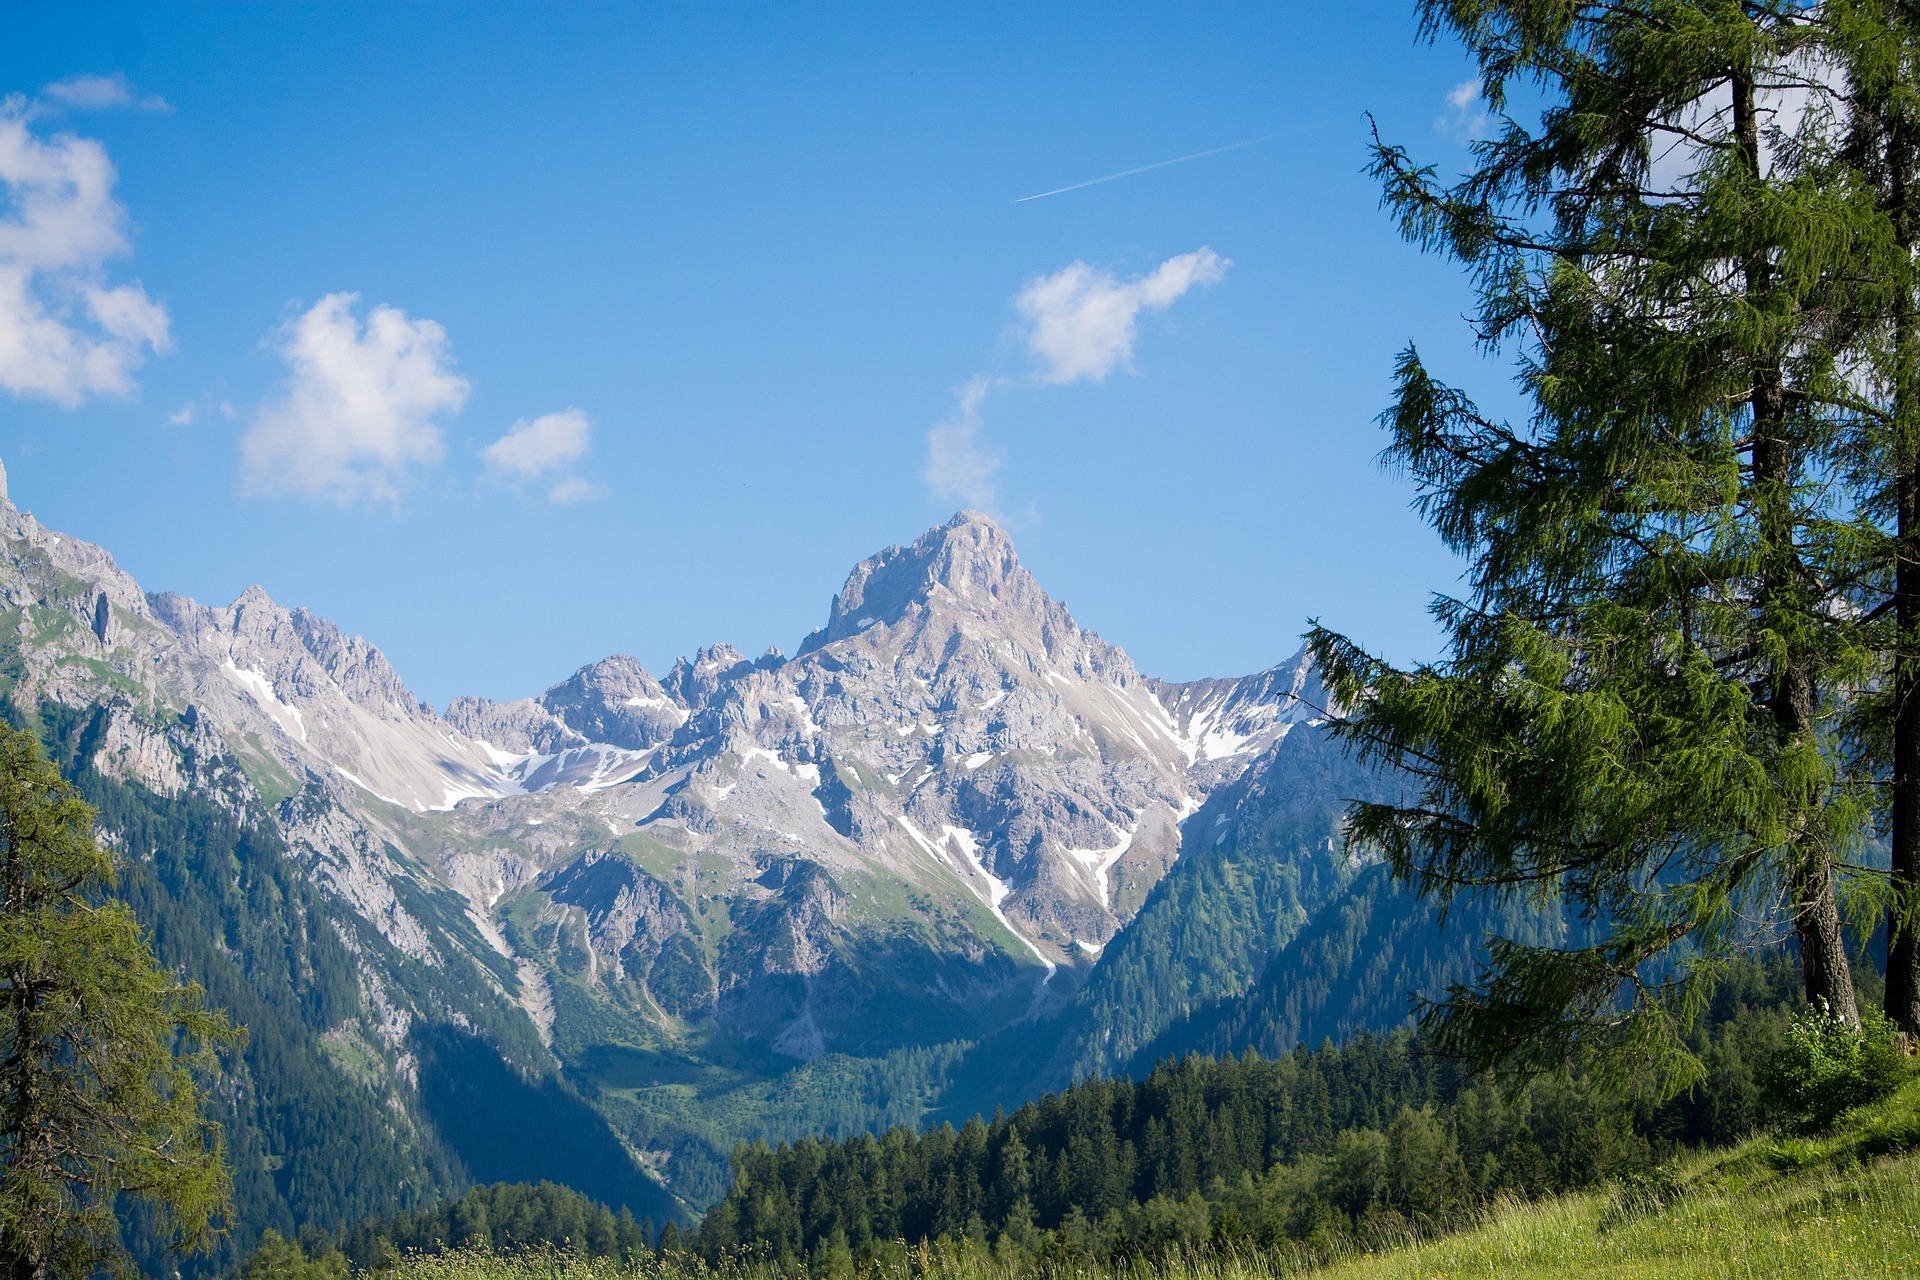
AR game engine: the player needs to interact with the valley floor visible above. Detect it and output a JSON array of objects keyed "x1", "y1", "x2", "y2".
[{"x1": 368, "y1": 1084, "x2": 1920, "y2": 1280}]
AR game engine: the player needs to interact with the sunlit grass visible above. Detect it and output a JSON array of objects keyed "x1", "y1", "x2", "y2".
[{"x1": 1311, "y1": 1160, "x2": 1920, "y2": 1279}]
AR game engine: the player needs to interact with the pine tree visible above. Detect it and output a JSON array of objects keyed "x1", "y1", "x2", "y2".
[
  {"x1": 0, "y1": 721, "x2": 238, "y2": 1279},
  {"x1": 232, "y1": 1231, "x2": 346, "y2": 1280},
  {"x1": 1310, "y1": 0, "x2": 1883, "y2": 1082}
]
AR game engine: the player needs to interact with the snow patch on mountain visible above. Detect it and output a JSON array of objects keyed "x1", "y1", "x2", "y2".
[
  {"x1": 1064, "y1": 826, "x2": 1134, "y2": 911},
  {"x1": 221, "y1": 659, "x2": 307, "y2": 741}
]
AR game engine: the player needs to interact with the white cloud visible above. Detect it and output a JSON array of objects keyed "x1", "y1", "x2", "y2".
[
  {"x1": 546, "y1": 476, "x2": 608, "y2": 506},
  {"x1": 1015, "y1": 248, "x2": 1228, "y2": 384},
  {"x1": 1435, "y1": 79, "x2": 1490, "y2": 143},
  {"x1": 38, "y1": 73, "x2": 170, "y2": 114},
  {"x1": 922, "y1": 377, "x2": 1002, "y2": 511},
  {"x1": 241, "y1": 293, "x2": 468, "y2": 503},
  {"x1": 0, "y1": 106, "x2": 172, "y2": 405},
  {"x1": 480, "y1": 408, "x2": 592, "y2": 479},
  {"x1": 166, "y1": 389, "x2": 232, "y2": 428},
  {"x1": 480, "y1": 408, "x2": 603, "y2": 504}
]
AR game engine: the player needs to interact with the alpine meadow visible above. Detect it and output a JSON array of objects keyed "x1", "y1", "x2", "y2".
[{"x1": 5, "y1": 2, "x2": 1920, "y2": 1279}]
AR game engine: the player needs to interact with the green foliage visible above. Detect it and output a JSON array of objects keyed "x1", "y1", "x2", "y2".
[
  {"x1": 1309, "y1": 0, "x2": 1897, "y2": 1082},
  {"x1": 0, "y1": 719, "x2": 238, "y2": 1279},
  {"x1": 232, "y1": 1230, "x2": 348, "y2": 1280},
  {"x1": 335, "y1": 1083, "x2": 1920, "y2": 1279},
  {"x1": 1759, "y1": 1004, "x2": 1912, "y2": 1132},
  {"x1": 1138, "y1": 862, "x2": 1562, "y2": 1073},
  {"x1": 1816, "y1": 0, "x2": 1920, "y2": 1044},
  {"x1": 334, "y1": 1182, "x2": 655, "y2": 1272}
]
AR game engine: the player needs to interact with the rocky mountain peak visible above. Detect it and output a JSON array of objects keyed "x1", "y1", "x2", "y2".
[
  {"x1": 150, "y1": 585, "x2": 425, "y2": 718},
  {"x1": 571, "y1": 653, "x2": 654, "y2": 686},
  {"x1": 538, "y1": 654, "x2": 686, "y2": 750},
  {"x1": 799, "y1": 511, "x2": 1058, "y2": 655},
  {"x1": 445, "y1": 693, "x2": 581, "y2": 755},
  {"x1": 665, "y1": 642, "x2": 763, "y2": 708}
]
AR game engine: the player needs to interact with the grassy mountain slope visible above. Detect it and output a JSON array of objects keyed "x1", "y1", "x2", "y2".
[{"x1": 1306, "y1": 1079, "x2": 1920, "y2": 1280}]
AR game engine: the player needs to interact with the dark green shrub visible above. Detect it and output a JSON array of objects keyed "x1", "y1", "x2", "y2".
[{"x1": 1758, "y1": 1004, "x2": 1910, "y2": 1132}]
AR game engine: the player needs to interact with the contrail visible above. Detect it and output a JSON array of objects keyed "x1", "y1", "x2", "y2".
[{"x1": 1012, "y1": 125, "x2": 1326, "y2": 203}]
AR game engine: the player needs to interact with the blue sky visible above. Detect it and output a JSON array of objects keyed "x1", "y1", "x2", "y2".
[{"x1": 0, "y1": 3, "x2": 1498, "y2": 706}]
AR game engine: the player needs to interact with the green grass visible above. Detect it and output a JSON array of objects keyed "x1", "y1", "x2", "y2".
[
  {"x1": 1248, "y1": 1080, "x2": 1920, "y2": 1280},
  {"x1": 363, "y1": 1080, "x2": 1920, "y2": 1280},
  {"x1": 236, "y1": 734, "x2": 302, "y2": 809},
  {"x1": 1311, "y1": 1148, "x2": 1920, "y2": 1279},
  {"x1": 1267, "y1": 1080, "x2": 1920, "y2": 1280}
]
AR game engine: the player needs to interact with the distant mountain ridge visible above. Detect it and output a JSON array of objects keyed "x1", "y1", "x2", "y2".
[{"x1": 0, "y1": 468, "x2": 1499, "y2": 1243}]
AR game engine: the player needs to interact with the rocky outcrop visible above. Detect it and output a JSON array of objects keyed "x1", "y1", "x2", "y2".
[
  {"x1": 278, "y1": 782, "x2": 442, "y2": 965},
  {"x1": 446, "y1": 694, "x2": 584, "y2": 755},
  {"x1": 539, "y1": 655, "x2": 687, "y2": 750},
  {"x1": 543, "y1": 850, "x2": 714, "y2": 1017},
  {"x1": 87, "y1": 701, "x2": 189, "y2": 796},
  {"x1": 663, "y1": 643, "x2": 758, "y2": 708}
]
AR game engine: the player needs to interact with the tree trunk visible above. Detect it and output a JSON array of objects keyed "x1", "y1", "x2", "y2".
[
  {"x1": 1734, "y1": 68, "x2": 1861, "y2": 1025},
  {"x1": 1777, "y1": 658, "x2": 1863, "y2": 1026},
  {"x1": 1795, "y1": 835, "x2": 1863, "y2": 1022},
  {"x1": 1, "y1": 976, "x2": 46, "y2": 1280},
  {"x1": 1888, "y1": 115, "x2": 1920, "y2": 1035},
  {"x1": 0, "y1": 815, "x2": 47, "y2": 1280}
]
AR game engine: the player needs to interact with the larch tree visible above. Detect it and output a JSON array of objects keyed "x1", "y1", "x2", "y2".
[
  {"x1": 1310, "y1": 0, "x2": 1888, "y2": 1084},
  {"x1": 0, "y1": 721, "x2": 237, "y2": 1280}
]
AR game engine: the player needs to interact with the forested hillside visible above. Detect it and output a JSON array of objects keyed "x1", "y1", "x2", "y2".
[
  {"x1": 1136, "y1": 861, "x2": 1566, "y2": 1071},
  {"x1": 338, "y1": 1183, "x2": 658, "y2": 1273},
  {"x1": 695, "y1": 957, "x2": 1803, "y2": 1272},
  {"x1": 314, "y1": 1076, "x2": 1920, "y2": 1280},
  {"x1": 935, "y1": 724, "x2": 1404, "y2": 1121}
]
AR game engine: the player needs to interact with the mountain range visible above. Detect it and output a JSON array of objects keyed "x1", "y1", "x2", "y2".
[{"x1": 0, "y1": 461, "x2": 1528, "y2": 1268}]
